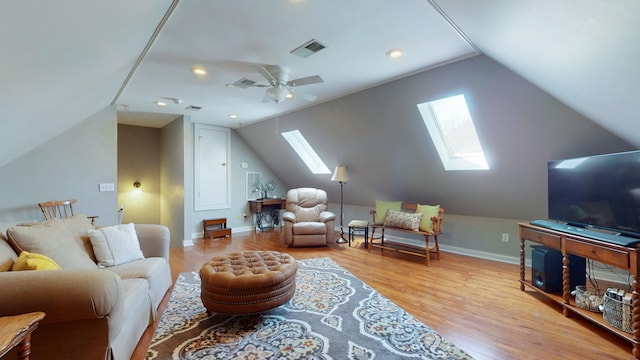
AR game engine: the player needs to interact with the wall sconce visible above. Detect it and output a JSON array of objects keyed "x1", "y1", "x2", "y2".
[{"x1": 133, "y1": 181, "x2": 141, "y2": 193}]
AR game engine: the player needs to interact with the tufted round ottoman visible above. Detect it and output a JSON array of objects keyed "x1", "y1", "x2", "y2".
[{"x1": 199, "y1": 251, "x2": 297, "y2": 314}]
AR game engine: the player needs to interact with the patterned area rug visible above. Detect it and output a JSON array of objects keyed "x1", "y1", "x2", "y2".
[{"x1": 146, "y1": 257, "x2": 472, "y2": 359}]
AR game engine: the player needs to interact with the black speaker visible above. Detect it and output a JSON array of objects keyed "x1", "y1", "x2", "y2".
[{"x1": 531, "y1": 245, "x2": 585, "y2": 293}]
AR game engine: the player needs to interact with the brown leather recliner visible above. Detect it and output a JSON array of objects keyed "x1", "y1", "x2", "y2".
[{"x1": 282, "y1": 188, "x2": 336, "y2": 247}]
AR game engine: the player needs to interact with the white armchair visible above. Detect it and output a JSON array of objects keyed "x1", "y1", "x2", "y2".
[{"x1": 282, "y1": 188, "x2": 336, "y2": 247}]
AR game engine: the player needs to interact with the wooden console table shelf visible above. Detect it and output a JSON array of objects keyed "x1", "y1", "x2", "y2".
[{"x1": 519, "y1": 222, "x2": 640, "y2": 358}]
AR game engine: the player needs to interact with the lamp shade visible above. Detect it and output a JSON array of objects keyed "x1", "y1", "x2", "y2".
[{"x1": 330, "y1": 165, "x2": 349, "y2": 182}]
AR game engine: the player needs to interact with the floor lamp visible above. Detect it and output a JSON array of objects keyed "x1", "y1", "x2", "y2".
[{"x1": 331, "y1": 165, "x2": 349, "y2": 244}]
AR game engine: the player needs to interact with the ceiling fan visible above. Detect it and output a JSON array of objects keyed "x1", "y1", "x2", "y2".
[{"x1": 227, "y1": 65, "x2": 323, "y2": 103}]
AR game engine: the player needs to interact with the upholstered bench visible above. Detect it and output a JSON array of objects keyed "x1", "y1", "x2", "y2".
[
  {"x1": 348, "y1": 220, "x2": 369, "y2": 247},
  {"x1": 199, "y1": 251, "x2": 297, "y2": 314}
]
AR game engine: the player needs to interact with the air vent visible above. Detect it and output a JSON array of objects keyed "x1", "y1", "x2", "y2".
[
  {"x1": 185, "y1": 105, "x2": 202, "y2": 111},
  {"x1": 290, "y1": 39, "x2": 326, "y2": 58},
  {"x1": 232, "y1": 78, "x2": 258, "y2": 89}
]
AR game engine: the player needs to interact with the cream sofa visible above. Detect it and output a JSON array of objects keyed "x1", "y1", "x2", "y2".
[{"x1": 0, "y1": 215, "x2": 172, "y2": 360}]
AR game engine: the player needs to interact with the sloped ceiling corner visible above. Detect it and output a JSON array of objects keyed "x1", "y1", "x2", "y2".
[
  {"x1": 0, "y1": 0, "x2": 173, "y2": 168},
  {"x1": 435, "y1": 0, "x2": 640, "y2": 148}
]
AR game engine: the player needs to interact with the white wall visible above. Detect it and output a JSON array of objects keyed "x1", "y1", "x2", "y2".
[
  {"x1": 0, "y1": 106, "x2": 118, "y2": 224},
  {"x1": 183, "y1": 120, "x2": 287, "y2": 244}
]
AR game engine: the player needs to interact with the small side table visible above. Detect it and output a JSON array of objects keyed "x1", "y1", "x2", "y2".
[
  {"x1": 248, "y1": 198, "x2": 286, "y2": 231},
  {"x1": 348, "y1": 220, "x2": 369, "y2": 247},
  {"x1": 0, "y1": 311, "x2": 46, "y2": 360}
]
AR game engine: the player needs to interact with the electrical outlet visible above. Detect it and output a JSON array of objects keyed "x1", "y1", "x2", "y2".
[{"x1": 501, "y1": 233, "x2": 509, "y2": 242}]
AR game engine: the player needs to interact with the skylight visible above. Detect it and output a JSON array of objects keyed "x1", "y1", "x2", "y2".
[
  {"x1": 417, "y1": 94, "x2": 489, "y2": 171},
  {"x1": 281, "y1": 130, "x2": 331, "y2": 174}
]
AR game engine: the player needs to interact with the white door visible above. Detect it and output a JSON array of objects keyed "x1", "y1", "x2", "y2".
[{"x1": 194, "y1": 123, "x2": 230, "y2": 210}]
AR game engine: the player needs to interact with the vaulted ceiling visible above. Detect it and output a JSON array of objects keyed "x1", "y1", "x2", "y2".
[{"x1": 1, "y1": 0, "x2": 639, "y2": 171}]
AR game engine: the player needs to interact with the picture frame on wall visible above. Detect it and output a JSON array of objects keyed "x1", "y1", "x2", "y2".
[{"x1": 246, "y1": 172, "x2": 262, "y2": 200}]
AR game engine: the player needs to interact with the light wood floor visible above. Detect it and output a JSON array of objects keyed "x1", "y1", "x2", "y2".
[{"x1": 132, "y1": 230, "x2": 634, "y2": 360}]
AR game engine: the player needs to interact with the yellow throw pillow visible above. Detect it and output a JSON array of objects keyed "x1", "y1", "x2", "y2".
[
  {"x1": 12, "y1": 251, "x2": 61, "y2": 271},
  {"x1": 374, "y1": 200, "x2": 402, "y2": 224},
  {"x1": 416, "y1": 204, "x2": 440, "y2": 232}
]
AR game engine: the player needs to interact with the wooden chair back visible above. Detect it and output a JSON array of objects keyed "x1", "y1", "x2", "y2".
[{"x1": 38, "y1": 199, "x2": 76, "y2": 220}]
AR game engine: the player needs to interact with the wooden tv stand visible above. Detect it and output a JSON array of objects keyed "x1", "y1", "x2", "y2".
[{"x1": 519, "y1": 222, "x2": 640, "y2": 358}]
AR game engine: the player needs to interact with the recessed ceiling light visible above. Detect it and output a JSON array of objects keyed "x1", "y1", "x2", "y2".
[
  {"x1": 386, "y1": 48, "x2": 404, "y2": 59},
  {"x1": 229, "y1": 114, "x2": 238, "y2": 119},
  {"x1": 155, "y1": 100, "x2": 167, "y2": 106},
  {"x1": 192, "y1": 66, "x2": 207, "y2": 76}
]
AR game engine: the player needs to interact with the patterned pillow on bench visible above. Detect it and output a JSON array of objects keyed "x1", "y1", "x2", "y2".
[{"x1": 383, "y1": 210, "x2": 423, "y2": 231}]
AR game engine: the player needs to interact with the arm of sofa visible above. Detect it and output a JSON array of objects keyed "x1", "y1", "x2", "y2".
[
  {"x1": 0, "y1": 269, "x2": 124, "y2": 326},
  {"x1": 135, "y1": 224, "x2": 170, "y2": 260}
]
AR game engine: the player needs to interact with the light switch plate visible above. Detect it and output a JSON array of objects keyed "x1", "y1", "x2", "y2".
[{"x1": 99, "y1": 183, "x2": 115, "y2": 192}]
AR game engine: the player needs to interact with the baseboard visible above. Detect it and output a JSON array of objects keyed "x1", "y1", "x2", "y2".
[
  {"x1": 184, "y1": 226, "x2": 254, "y2": 247},
  {"x1": 373, "y1": 233, "x2": 627, "y2": 284}
]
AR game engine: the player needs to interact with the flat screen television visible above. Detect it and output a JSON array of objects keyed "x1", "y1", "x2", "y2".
[{"x1": 548, "y1": 150, "x2": 640, "y2": 239}]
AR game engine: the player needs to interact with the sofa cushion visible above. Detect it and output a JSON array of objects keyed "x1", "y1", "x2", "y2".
[
  {"x1": 12, "y1": 251, "x2": 61, "y2": 271},
  {"x1": 383, "y1": 210, "x2": 423, "y2": 231},
  {"x1": 293, "y1": 222, "x2": 328, "y2": 235},
  {"x1": 107, "y1": 257, "x2": 172, "y2": 317},
  {"x1": 6, "y1": 218, "x2": 97, "y2": 270},
  {"x1": 59, "y1": 215, "x2": 97, "y2": 262},
  {"x1": 416, "y1": 204, "x2": 440, "y2": 232},
  {"x1": 374, "y1": 199, "x2": 402, "y2": 224},
  {"x1": 0, "y1": 234, "x2": 17, "y2": 272},
  {"x1": 88, "y1": 223, "x2": 144, "y2": 268}
]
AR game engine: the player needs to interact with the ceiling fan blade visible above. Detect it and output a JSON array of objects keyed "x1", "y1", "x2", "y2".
[
  {"x1": 258, "y1": 65, "x2": 280, "y2": 83},
  {"x1": 287, "y1": 75, "x2": 323, "y2": 87},
  {"x1": 288, "y1": 89, "x2": 317, "y2": 101}
]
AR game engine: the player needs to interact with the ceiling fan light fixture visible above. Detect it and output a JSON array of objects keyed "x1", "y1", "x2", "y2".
[{"x1": 267, "y1": 86, "x2": 289, "y2": 103}]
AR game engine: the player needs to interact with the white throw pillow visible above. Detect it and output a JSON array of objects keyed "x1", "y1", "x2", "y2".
[{"x1": 88, "y1": 223, "x2": 144, "y2": 268}]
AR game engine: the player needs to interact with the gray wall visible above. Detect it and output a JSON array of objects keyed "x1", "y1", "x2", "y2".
[
  {"x1": 0, "y1": 106, "x2": 118, "y2": 224},
  {"x1": 183, "y1": 119, "x2": 286, "y2": 242},
  {"x1": 236, "y1": 55, "x2": 636, "y2": 260},
  {"x1": 160, "y1": 117, "x2": 186, "y2": 248},
  {"x1": 237, "y1": 55, "x2": 635, "y2": 220}
]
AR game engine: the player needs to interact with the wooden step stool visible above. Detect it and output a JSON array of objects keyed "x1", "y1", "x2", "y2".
[{"x1": 203, "y1": 218, "x2": 232, "y2": 239}]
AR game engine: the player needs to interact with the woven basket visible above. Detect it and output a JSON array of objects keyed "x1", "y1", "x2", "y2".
[
  {"x1": 574, "y1": 285, "x2": 602, "y2": 313},
  {"x1": 602, "y1": 294, "x2": 632, "y2": 333}
]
